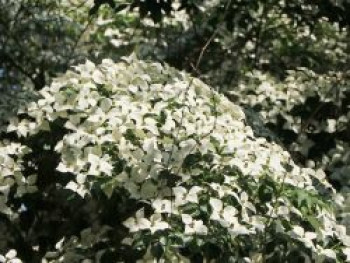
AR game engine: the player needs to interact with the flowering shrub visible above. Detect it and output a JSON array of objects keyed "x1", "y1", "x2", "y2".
[
  {"x1": 227, "y1": 70, "x2": 350, "y2": 191},
  {"x1": 1, "y1": 55, "x2": 350, "y2": 261}
]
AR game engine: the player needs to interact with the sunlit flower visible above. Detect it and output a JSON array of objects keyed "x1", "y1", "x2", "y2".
[{"x1": 181, "y1": 214, "x2": 208, "y2": 235}]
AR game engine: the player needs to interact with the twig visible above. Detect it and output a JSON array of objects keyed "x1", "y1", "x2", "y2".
[{"x1": 194, "y1": 0, "x2": 232, "y2": 71}]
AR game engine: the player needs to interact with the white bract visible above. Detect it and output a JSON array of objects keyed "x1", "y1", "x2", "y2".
[{"x1": 0, "y1": 249, "x2": 22, "y2": 263}]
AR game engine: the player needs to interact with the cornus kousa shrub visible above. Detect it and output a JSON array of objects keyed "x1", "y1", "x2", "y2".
[
  {"x1": 1, "y1": 54, "x2": 350, "y2": 262},
  {"x1": 227, "y1": 70, "x2": 350, "y2": 197}
]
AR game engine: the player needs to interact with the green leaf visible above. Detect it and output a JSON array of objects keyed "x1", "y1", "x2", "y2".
[
  {"x1": 306, "y1": 215, "x2": 321, "y2": 233},
  {"x1": 101, "y1": 180, "x2": 115, "y2": 199}
]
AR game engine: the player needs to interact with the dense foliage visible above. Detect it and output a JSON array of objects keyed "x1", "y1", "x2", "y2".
[{"x1": 0, "y1": 0, "x2": 350, "y2": 262}]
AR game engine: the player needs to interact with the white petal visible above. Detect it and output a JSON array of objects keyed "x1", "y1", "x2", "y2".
[
  {"x1": 292, "y1": 226, "x2": 305, "y2": 238},
  {"x1": 5, "y1": 250, "x2": 17, "y2": 259},
  {"x1": 193, "y1": 220, "x2": 208, "y2": 235},
  {"x1": 137, "y1": 218, "x2": 152, "y2": 230},
  {"x1": 181, "y1": 214, "x2": 192, "y2": 225},
  {"x1": 209, "y1": 198, "x2": 223, "y2": 213},
  {"x1": 321, "y1": 249, "x2": 336, "y2": 259},
  {"x1": 222, "y1": 206, "x2": 238, "y2": 223}
]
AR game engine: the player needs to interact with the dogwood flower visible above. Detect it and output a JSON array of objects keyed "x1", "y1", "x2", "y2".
[
  {"x1": 87, "y1": 154, "x2": 113, "y2": 176},
  {"x1": 181, "y1": 214, "x2": 208, "y2": 235},
  {"x1": 290, "y1": 226, "x2": 317, "y2": 250},
  {"x1": 152, "y1": 199, "x2": 173, "y2": 214},
  {"x1": 0, "y1": 249, "x2": 22, "y2": 263},
  {"x1": 123, "y1": 209, "x2": 152, "y2": 233}
]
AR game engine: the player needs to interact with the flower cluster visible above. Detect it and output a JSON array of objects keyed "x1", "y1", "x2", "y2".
[
  {"x1": 0, "y1": 249, "x2": 22, "y2": 263},
  {"x1": 0, "y1": 141, "x2": 35, "y2": 218},
  {"x1": 2, "y1": 55, "x2": 350, "y2": 261}
]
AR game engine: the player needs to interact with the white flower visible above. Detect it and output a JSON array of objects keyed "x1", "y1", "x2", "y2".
[
  {"x1": 209, "y1": 198, "x2": 223, "y2": 221},
  {"x1": 149, "y1": 214, "x2": 170, "y2": 233},
  {"x1": 142, "y1": 138, "x2": 162, "y2": 164},
  {"x1": 269, "y1": 154, "x2": 285, "y2": 173},
  {"x1": 239, "y1": 191, "x2": 256, "y2": 213},
  {"x1": 161, "y1": 115, "x2": 176, "y2": 134},
  {"x1": 228, "y1": 222, "x2": 253, "y2": 236},
  {"x1": 92, "y1": 69, "x2": 105, "y2": 84},
  {"x1": 123, "y1": 211, "x2": 169, "y2": 234},
  {"x1": 222, "y1": 206, "x2": 238, "y2": 224},
  {"x1": 65, "y1": 180, "x2": 88, "y2": 197},
  {"x1": 179, "y1": 139, "x2": 197, "y2": 155},
  {"x1": 181, "y1": 214, "x2": 208, "y2": 235},
  {"x1": 326, "y1": 119, "x2": 337, "y2": 133},
  {"x1": 319, "y1": 248, "x2": 337, "y2": 260},
  {"x1": 7, "y1": 118, "x2": 36, "y2": 137},
  {"x1": 87, "y1": 154, "x2": 113, "y2": 176},
  {"x1": 173, "y1": 186, "x2": 203, "y2": 207},
  {"x1": 186, "y1": 186, "x2": 202, "y2": 203},
  {"x1": 123, "y1": 209, "x2": 152, "y2": 233},
  {"x1": 0, "y1": 249, "x2": 22, "y2": 263},
  {"x1": 290, "y1": 226, "x2": 317, "y2": 250},
  {"x1": 76, "y1": 85, "x2": 98, "y2": 110},
  {"x1": 143, "y1": 118, "x2": 159, "y2": 136},
  {"x1": 209, "y1": 197, "x2": 238, "y2": 227},
  {"x1": 87, "y1": 108, "x2": 107, "y2": 124},
  {"x1": 152, "y1": 199, "x2": 173, "y2": 214}
]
